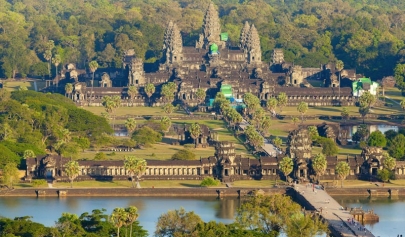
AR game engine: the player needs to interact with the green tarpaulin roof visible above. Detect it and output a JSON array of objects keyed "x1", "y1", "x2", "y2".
[{"x1": 220, "y1": 84, "x2": 232, "y2": 98}]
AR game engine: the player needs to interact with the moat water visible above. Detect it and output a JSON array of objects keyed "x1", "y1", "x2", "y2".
[{"x1": 0, "y1": 195, "x2": 403, "y2": 236}]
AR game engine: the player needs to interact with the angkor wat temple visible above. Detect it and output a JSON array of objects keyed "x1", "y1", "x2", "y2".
[{"x1": 49, "y1": 2, "x2": 361, "y2": 107}]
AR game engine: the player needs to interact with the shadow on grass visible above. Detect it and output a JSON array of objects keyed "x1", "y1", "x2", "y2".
[{"x1": 180, "y1": 183, "x2": 201, "y2": 188}]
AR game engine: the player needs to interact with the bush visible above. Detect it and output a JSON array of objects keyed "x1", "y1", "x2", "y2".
[
  {"x1": 131, "y1": 126, "x2": 162, "y2": 147},
  {"x1": 32, "y1": 179, "x2": 47, "y2": 187},
  {"x1": 172, "y1": 149, "x2": 196, "y2": 160},
  {"x1": 94, "y1": 152, "x2": 107, "y2": 160},
  {"x1": 200, "y1": 177, "x2": 220, "y2": 187}
]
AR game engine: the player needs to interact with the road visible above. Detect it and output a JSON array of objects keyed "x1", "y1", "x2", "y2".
[
  {"x1": 238, "y1": 119, "x2": 280, "y2": 156},
  {"x1": 294, "y1": 184, "x2": 375, "y2": 237}
]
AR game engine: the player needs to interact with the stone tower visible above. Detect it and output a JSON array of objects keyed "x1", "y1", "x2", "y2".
[
  {"x1": 246, "y1": 24, "x2": 261, "y2": 64},
  {"x1": 128, "y1": 58, "x2": 145, "y2": 86},
  {"x1": 287, "y1": 128, "x2": 312, "y2": 160},
  {"x1": 272, "y1": 49, "x2": 284, "y2": 64},
  {"x1": 196, "y1": 2, "x2": 222, "y2": 49},
  {"x1": 163, "y1": 21, "x2": 183, "y2": 65},
  {"x1": 239, "y1": 21, "x2": 250, "y2": 49}
]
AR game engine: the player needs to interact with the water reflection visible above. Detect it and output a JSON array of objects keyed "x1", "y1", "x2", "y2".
[
  {"x1": 215, "y1": 198, "x2": 240, "y2": 219},
  {"x1": 340, "y1": 124, "x2": 398, "y2": 140}
]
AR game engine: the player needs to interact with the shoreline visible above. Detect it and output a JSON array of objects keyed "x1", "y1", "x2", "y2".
[{"x1": 2, "y1": 186, "x2": 405, "y2": 197}]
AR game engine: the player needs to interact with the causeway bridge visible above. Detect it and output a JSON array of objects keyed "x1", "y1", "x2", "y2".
[{"x1": 292, "y1": 184, "x2": 376, "y2": 237}]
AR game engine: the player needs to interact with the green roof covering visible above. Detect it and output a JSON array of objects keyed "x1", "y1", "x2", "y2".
[
  {"x1": 220, "y1": 84, "x2": 232, "y2": 98},
  {"x1": 210, "y1": 43, "x2": 218, "y2": 54},
  {"x1": 220, "y1": 33, "x2": 228, "y2": 41}
]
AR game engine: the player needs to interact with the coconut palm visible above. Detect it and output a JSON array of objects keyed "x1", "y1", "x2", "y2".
[
  {"x1": 65, "y1": 83, "x2": 73, "y2": 98},
  {"x1": 272, "y1": 137, "x2": 282, "y2": 148},
  {"x1": 335, "y1": 161, "x2": 350, "y2": 188},
  {"x1": 127, "y1": 85, "x2": 138, "y2": 106},
  {"x1": 189, "y1": 123, "x2": 202, "y2": 147},
  {"x1": 64, "y1": 160, "x2": 80, "y2": 188},
  {"x1": 144, "y1": 83, "x2": 155, "y2": 106},
  {"x1": 341, "y1": 107, "x2": 349, "y2": 122},
  {"x1": 43, "y1": 50, "x2": 52, "y2": 79},
  {"x1": 292, "y1": 117, "x2": 299, "y2": 125},
  {"x1": 335, "y1": 60, "x2": 344, "y2": 98},
  {"x1": 110, "y1": 207, "x2": 127, "y2": 237},
  {"x1": 312, "y1": 153, "x2": 327, "y2": 183},
  {"x1": 124, "y1": 156, "x2": 147, "y2": 188},
  {"x1": 102, "y1": 96, "x2": 114, "y2": 114},
  {"x1": 125, "y1": 206, "x2": 139, "y2": 237},
  {"x1": 52, "y1": 54, "x2": 61, "y2": 77},
  {"x1": 163, "y1": 103, "x2": 175, "y2": 114},
  {"x1": 279, "y1": 156, "x2": 293, "y2": 182},
  {"x1": 125, "y1": 118, "x2": 137, "y2": 134},
  {"x1": 88, "y1": 60, "x2": 99, "y2": 104},
  {"x1": 297, "y1": 101, "x2": 308, "y2": 123},
  {"x1": 266, "y1": 97, "x2": 278, "y2": 115}
]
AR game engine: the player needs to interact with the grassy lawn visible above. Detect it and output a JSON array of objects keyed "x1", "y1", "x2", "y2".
[
  {"x1": 80, "y1": 143, "x2": 216, "y2": 160},
  {"x1": 2, "y1": 79, "x2": 47, "y2": 91},
  {"x1": 323, "y1": 179, "x2": 405, "y2": 188},
  {"x1": 232, "y1": 180, "x2": 285, "y2": 187},
  {"x1": 53, "y1": 180, "x2": 211, "y2": 188},
  {"x1": 84, "y1": 106, "x2": 187, "y2": 116}
]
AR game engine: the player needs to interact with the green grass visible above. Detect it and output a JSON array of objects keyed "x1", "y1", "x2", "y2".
[
  {"x1": 84, "y1": 106, "x2": 187, "y2": 116},
  {"x1": 232, "y1": 180, "x2": 283, "y2": 187},
  {"x1": 52, "y1": 180, "x2": 220, "y2": 188},
  {"x1": 2, "y1": 79, "x2": 47, "y2": 91}
]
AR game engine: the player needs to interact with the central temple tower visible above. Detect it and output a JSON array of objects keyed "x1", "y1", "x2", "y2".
[{"x1": 196, "y1": 3, "x2": 224, "y2": 49}]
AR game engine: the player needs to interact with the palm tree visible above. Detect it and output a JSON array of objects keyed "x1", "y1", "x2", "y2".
[
  {"x1": 279, "y1": 156, "x2": 293, "y2": 182},
  {"x1": 189, "y1": 123, "x2": 202, "y2": 148},
  {"x1": 335, "y1": 161, "x2": 350, "y2": 188},
  {"x1": 88, "y1": 60, "x2": 99, "y2": 105},
  {"x1": 43, "y1": 50, "x2": 52, "y2": 79},
  {"x1": 23, "y1": 150, "x2": 36, "y2": 159},
  {"x1": 272, "y1": 137, "x2": 282, "y2": 149},
  {"x1": 277, "y1": 92, "x2": 288, "y2": 113},
  {"x1": 64, "y1": 160, "x2": 80, "y2": 188},
  {"x1": 52, "y1": 54, "x2": 61, "y2": 78},
  {"x1": 127, "y1": 85, "x2": 138, "y2": 106},
  {"x1": 110, "y1": 207, "x2": 127, "y2": 237},
  {"x1": 124, "y1": 156, "x2": 147, "y2": 188},
  {"x1": 297, "y1": 101, "x2": 308, "y2": 124},
  {"x1": 125, "y1": 118, "x2": 137, "y2": 135},
  {"x1": 195, "y1": 88, "x2": 206, "y2": 105},
  {"x1": 292, "y1": 117, "x2": 299, "y2": 125},
  {"x1": 312, "y1": 153, "x2": 327, "y2": 183},
  {"x1": 335, "y1": 60, "x2": 344, "y2": 99},
  {"x1": 144, "y1": 83, "x2": 155, "y2": 106},
  {"x1": 65, "y1": 83, "x2": 73, "y2": 98},
  {"x1": 341, "y1": 107, "x2": 349, "y2": 122},
  {"x1": 160, "y1": 116, "x2": 172, "y2": 133},
  {"x1": 125, "y1": 206, "x2": 139, "y2": 237},
  {"x1": 163, "y1": 103, "x2": 175, "y2": 114},
  {"x1": 400, "y1": 98, "x2": 405, "y2": 110},
  {"x1": 266, "y1": 97, "x2": 278, "y2": 115},
  {"x1": 102, "y1": 96, "x2": 114, "y2": 114}
]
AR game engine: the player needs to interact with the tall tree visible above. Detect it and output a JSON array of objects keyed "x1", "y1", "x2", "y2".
[
  {"x1": 144, "y1": 83, "x2": 155, "y2": 106},
  {"x1": 52, "y1": 54, "x2": 61, "y2": 78},
  {"x1": 110, "y1": 207, "x2": 127, "y2": 237},
  {"x1": 65, "y1": 83, "x2": 73, "y2": 98},
  {"x1": 1, "y1": 162, "x2": 20, "y2": 188},
  {"x1": 43, "y1": 50, "x2": 52, "y2": 79},
  {"x1": 125, "y1": 118, "x2": 137, "y2": 135},
  {"x1": 382, "y1": 152, "x2": 396, "y2": 171},
  {"x1": 368, "y1": 130, "x2": 387, "y2": 147},
  {"x1": 358, "y1": 106, "x2": 370, "y2": 124},
  {"x1": 64, "y1": 160, "x2": 80, "y2": 188},
  {"x1": 335, "y1": 161, "x2": 350, "y2": 188},
  {"x1": 400, "y1": 98, "x2": 405, "y2": 110},
  {"x1": 125, "y1": 206, "x2": 139, "y2": 237},
  {"x1": 242, "y1": 92, "x2": 260, "y2": 115},
  {"x1": 189, "y1": 123, "x2": 202, "y2": 148},
  {"x1": 163, "y1": 103, "x2": 175, "y2": 114},
  {"x1": 155, "y1": 207, "x2": 202, "y2": 237},
  {"x1": 335, "y1": 60, "x2": 344, "y2": 98},
  {"x1": 297, "y1": 102, "x2": 308, "y2": 123},
  {"x1": 279, "y1": 156, "x2": 293, "y2": 182},
  {"x1": 277, "y1": 92, "x2": 288, "y2": 112},
  {"x1": 195, "y1": 88, "x2": 206, "y2": 105},
  {"x1": 160, "y1": 116, "x2": 172, "y2": 133},
  {"x1": 266, "y1": 97, "x2": 278, "y2": 115},
  {"x1": 341, "y1": 107, "x2": 349, "y2": 122},
  {"x1": 124, "y1": 156, "x2": 147, "y2": 188},
  {"x1": 88, "y1": 60, "x2": 99, "y2": 104},
  {"x1": 311, "y1": 153, "x2": 327, "y2": 183},
  {"x1": 23, "y1": 150, "x2": 36, "y2": 159},
  {"x1": 127, "y1": 85, "x2": 138, "y2": 106}
]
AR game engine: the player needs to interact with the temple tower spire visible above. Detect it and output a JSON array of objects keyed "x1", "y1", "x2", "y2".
[
  {"x1": 239, "y1": 21, "x2": 250, "y2": 49},
  {"x1": 246, "y1": 24, "x2": 261, "y2": 64},
  {"x1": 163, "y1": 21, "x2": 183, "y2": 65},
  {"x1": 196, "y1": 2, "x2": 223, "y2": 49}
]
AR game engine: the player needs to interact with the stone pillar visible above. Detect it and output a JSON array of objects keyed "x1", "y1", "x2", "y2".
[
  {"x1": 304, "y1": 169, "x2": 307, "y2": 178},
  {"x1": 369, "y1": 167, "x2": 372, "y2": 174}
]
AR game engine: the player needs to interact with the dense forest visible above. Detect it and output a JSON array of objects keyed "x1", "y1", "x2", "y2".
[{"x1": 1, "y1": 0, "x2": 405, "y2": 80}]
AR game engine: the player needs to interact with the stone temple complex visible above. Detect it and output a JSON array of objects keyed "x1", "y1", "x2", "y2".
[{"x1": 49, "y1": 2, "x2": 361, "y2": 107}]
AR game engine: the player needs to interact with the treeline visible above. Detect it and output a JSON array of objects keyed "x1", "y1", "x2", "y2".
[
  {"x1": 2, "y1": 0, "x2": 405, "y2": 79},
  {"x1": 0, "y1": 90, "x2": 112, "y2": 169},
  {"x1": 0, "y1": 194, "x2": 328, "y2": 237}
]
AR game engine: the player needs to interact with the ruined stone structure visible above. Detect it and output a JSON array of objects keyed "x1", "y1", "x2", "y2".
[{"x1": 47, "y1": 2, "x2": 358, "y2": 107}]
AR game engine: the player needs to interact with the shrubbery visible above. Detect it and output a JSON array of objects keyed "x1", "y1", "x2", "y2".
[
  {"x1": 200, "y1": 177, "x2": 220, "y2": 187},
  {"x1": 172, "y1": 149, "x2": 196, "y2": 160}
]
